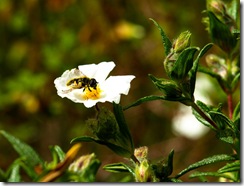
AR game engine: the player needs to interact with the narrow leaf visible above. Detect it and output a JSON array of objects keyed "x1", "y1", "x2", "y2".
[
  {"x1": 209, "y1": 111, "x2": 234, "y2": 130},
  {"x1": 52, "y1": 145, "x2": 66, "y2": 162},
  {"x1": 232, "y1": 101, "x2": 240, "y2": 121},
  {"x1": 208, "y1": 11, "x2": 237, "y2": 53},
  {"x1": 191, "y1": 106, "x2": 213, "y2": 129},
  {"x1": 216, "y1": 129, "x2": 235, "y2": 144},
  {"x1": 103, "y1": 163, "x2": 134, "y2": 174},
  {"x1": 231, "y1": 72, "x2": 240, "y2": 90},
  {"x1": 218, "y1": 161, "x2": 240, "y2": 174},
  {"x1": 8, "y1": 163, "x2": 21, "y2": 182},
  {"x1": 198, "y1": 43, "x2": 213, "y2": 58},
  {"x1": 0, "y1": 130, "x2": 43, "y2": 168},
  {"x1": 175, "y1": 154, "x2": 236, "y2": 178},
  {"x1": 189, "y1": 43, "x2": 213, "y2": 96},
  {"x1": 149, "y1": 18, "x2": 172, "y2": 55},
  {"x1": 123, "y1": 95, "x2": 166, "y2": 110},
  {"x1": 71, "y1": 136, "x2": 132, "y2": 158},
  {"x1": 189, "y1": 171, "x2": 235, "y2": 181},
  {"x1": 124, "y1": 94, "x2": 189, "y2": 110},
  {"x1": 113, "y1": 103, "x2": 134, "y2": 151},
  {"x1": 166, "y1": 149, "x2": 174, "y2": 177}
]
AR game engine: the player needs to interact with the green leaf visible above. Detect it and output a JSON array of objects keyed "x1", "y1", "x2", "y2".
[
  {"x1": 199, "y1": 43, "x2": 214, "y2": 58},
  {"x1": 0, "y1": 130, "x2": 43, "y2": 168},
  {"x1": 218, "y1": 160, "x2": 240, "y2": 174},
  {"x1": 189, "y1": 43, "x2": 213, "y2": 96},
  {"x1": 71, "y1": 136, "x2": 132, "y2": 158},
  {"x1": 170, "y1": 178, "x2": 183, "y2": 182},
  {"x1": 228, "y1": 0, "x2": 240, "y2": 25},
  {"x1": 216, "y1": 129, "x2": 235, "y2": 144},
  {"x1": 233, "y1": 101, "x2": 240, "y2": 121},
  {"x1": 209, "y1": 111, "x2": 234, "y2": 130},
  {"x1": 189, "y1": 171, "x2": 235, "y2": 181},
  {"x1": 149, "y1": 75, "x2": 182, "y2": 99},
  {"x1": 191, "y1": 105, "x2": 213, "y2": 129},
  {"x1": 113, "y1": 103, "x2": 134, "y2": 152},
  {"x1": 103, "y1": 163, "x2": 134, "y2": 174},
  {"x1": 124, "y1": 94, "x2": 190, "y2": 110},
  {"x1": 165, "y1": 149, "x2": 174, "y2": 177},
  {"x1": 52, "y1": 145, "x2": 66, "y2": 162},
  {"x1": 231, "y1": 72, "x2": 240, "y2": 90},
  {"x1": 207, "y1": 11, "x2": 237, "y2": 53},
  {"x1": 170, "y1": 47, "x2": 199, "y2": 80},
  {"x1": 175, "y1": 154, "x2": 236, "y2": 178},
  {"x1": 7, "y1": 161, "x2": 21, "y2": 182},
  {"x1": 123, "y1": 95, "x2": 165, "y2": 110},
  {"x1": 149, "y1": 18, "x2": 172, "y2": 56}
]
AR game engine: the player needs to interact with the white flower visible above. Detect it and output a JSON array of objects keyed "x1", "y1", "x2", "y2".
[{"x1": 54, "y1": 61, "x2": 135, "y2": 108}]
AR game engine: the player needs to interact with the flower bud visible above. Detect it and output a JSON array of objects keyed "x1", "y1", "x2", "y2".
[
  {"x1": 134, "y1": 146, "x2": 148, "y2": 163},
  {"x1": 208, "y1": 0, "x2": 226, "y2": 17},
  {"x1": 173, "y1": 31, "x2": 191, "y2": 53},
  {"x1": 68, "y1": 153, "x2": 97, "y2": 173},
  {"x1": 135, "y1": 159, "x2": 154, "y2": 182}
]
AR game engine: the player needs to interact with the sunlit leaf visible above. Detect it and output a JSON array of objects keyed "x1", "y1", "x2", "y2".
[
  {"x1": 175, "y1": 154, "x2": 236, "y2": 178},
  {"x1": 7, "y1": 161, "x2": 21, "y2": 182}
]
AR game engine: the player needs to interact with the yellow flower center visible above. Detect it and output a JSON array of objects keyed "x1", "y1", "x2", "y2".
[{"x1": 82, "y1": 85, "x2": 102, "y2": 100}]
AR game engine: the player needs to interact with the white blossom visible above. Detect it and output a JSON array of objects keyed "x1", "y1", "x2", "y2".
[{"x1": 54, "y1": 61, "x2": 135, "y2": 108}]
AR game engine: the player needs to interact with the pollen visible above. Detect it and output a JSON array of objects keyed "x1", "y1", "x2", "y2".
[{"x1": 83, "y1": 85, "x2": 102, "y2": 100}]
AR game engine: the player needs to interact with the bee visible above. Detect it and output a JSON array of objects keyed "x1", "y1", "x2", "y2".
[{"x1": 64, "y1": 77, "x2": 98, "y2": 93}]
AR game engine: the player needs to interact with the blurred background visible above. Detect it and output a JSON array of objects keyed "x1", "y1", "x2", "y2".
[{"x1": 0, "y1": 0, "x2": 239, "y2": 182}]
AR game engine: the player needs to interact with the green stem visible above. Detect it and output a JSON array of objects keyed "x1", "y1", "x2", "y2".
[{"x1": 191, "y1": 102, "x2": 218, "y2": 130}]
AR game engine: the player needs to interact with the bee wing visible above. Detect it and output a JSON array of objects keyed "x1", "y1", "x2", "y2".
[{"x1": 74, "y1": 68, "x2": 86, "y2": 77}]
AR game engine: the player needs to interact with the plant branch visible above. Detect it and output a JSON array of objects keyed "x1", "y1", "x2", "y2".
[{"x1": 191, "y1": 102, "x2": 218, "y2": 130}]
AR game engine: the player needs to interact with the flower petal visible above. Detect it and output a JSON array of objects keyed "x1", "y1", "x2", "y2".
[
  {"x1": 78, "y1": 61, "x2": 115, "y2": 81},
  {"x1": 99, "y1": 75, "x2": 135, "y2": 103},
  {"x1": 102, "y1": 75, "x2": 135, "y2": 95}
]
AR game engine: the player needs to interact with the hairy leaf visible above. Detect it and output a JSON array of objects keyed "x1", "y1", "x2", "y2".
[
  {"x1": 175, "y1": 154, "x2": 236, "y2": 178},
  {"x1": 216, "y1": 129, "x2": 235, "y2": 144},
  {"x1": 149, "y1": 18, "x2": 172, "y2": 55}
]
